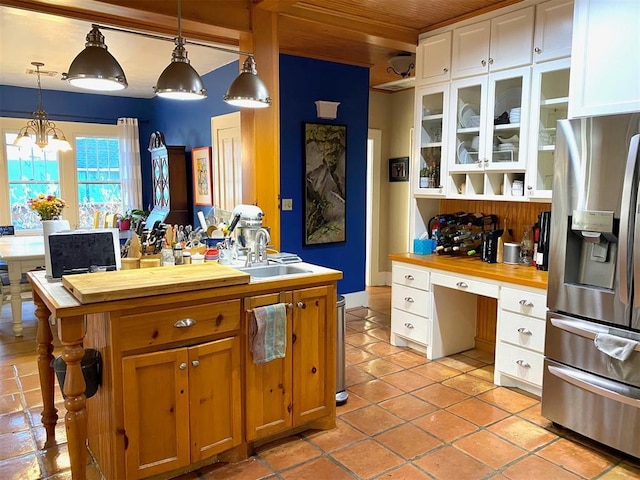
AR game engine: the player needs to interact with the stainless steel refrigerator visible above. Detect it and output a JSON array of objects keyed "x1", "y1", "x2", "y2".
[{"x1": 543, "y1": 113, "x2": 640, "y2": 458}]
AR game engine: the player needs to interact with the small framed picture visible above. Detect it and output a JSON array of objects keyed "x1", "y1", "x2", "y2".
[
  {"x1": 192, "y1": 147, "x2": 212, "y2": 206},
  {"x1": 389, "y1": 157, "x2": 409, "y2": 182}
]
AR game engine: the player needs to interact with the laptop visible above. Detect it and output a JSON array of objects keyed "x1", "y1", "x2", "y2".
[{"x1": 48, "y1": 229, "x2": 120, "y2": 279}]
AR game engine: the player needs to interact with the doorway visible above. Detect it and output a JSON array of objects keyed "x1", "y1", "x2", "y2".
[{"x1": 366, "y1": 129, "x2": 382, "y2": 286}]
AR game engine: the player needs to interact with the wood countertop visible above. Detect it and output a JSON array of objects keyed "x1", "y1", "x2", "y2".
[
  {"x1": 28, "y1": 262, "x2": 343, "y2": 316},
  {"x1": 389, "y1": 253, "x2": 548, "y2": 290}
]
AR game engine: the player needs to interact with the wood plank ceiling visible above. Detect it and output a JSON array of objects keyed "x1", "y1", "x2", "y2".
[{"x1": 1, "y1": 0, "x2": 524, "y2": 91}]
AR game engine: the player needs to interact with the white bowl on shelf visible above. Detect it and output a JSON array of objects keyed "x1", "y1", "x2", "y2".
[{"x1": 497, "y1": 134, "x2": 519, "y2": 144}]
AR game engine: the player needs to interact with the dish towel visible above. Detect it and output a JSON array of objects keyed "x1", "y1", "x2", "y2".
[
  {"x1": 250, "y1": 303, "x2": 287, "y2": 365},
  {"x1": 594, "y1": 333, "x2": 639, "y2": 362}
]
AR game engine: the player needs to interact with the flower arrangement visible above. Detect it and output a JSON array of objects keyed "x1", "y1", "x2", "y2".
[{"x1": 28, "y1": 194, "x2": 67, "y2": 221}]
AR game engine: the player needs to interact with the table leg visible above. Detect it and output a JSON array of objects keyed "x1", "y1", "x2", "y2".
[
  {"x1": 7, "y1": 262, "x2": 23, "y2": 336},
  {"x1": 33, "y1": 293, "x2": 58, "y2": 448},
  {"x1": 58, "y1": 315, "x2": 88, "y2": 480}
]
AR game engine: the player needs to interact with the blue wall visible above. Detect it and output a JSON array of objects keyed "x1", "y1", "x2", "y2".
[
  {"x1": 279, "y1": 55, "x2": 369, "y2": 294},
  {"x1": 1, "y1": 56, "x2": 370, "y2": 295}
]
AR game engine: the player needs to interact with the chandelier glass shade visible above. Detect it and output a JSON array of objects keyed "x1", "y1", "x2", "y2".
[{"x1": 14, "y1": 62, "x2": 72, "y2": 152}]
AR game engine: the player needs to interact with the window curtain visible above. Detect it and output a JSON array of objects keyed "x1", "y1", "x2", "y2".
[{"x1": 117, "y1": 118, "x2": 142, "y2": 212}]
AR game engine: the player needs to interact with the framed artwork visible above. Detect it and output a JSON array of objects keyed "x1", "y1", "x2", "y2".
[
  {"x1": 192, "y1": 147, "x2": 212, "y2": 206},
  {"x1": 304, "y1": 122, "x2": 347, "y2": 245},
  {"x1": 389, "y1": 156, "x2": 409, "y2": 182}
]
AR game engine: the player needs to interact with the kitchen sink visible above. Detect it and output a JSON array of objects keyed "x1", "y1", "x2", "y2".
[{"x1": 236, "y1": 264, "x2": 313, "y2": 278}]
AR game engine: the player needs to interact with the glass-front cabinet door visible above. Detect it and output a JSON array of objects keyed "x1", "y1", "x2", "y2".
[
  {"x1": 450, "y1": 76, "x2": 487, "y2": 174},
  {"x1": 527, "y1": 58, "x2": 570, "y2": 199},
  {"x1": 413, "y1": 84, "x2": 448, "y2": 196},
  {"x1": 485, "y1": 67, "x2": 530, "y2": 170}
]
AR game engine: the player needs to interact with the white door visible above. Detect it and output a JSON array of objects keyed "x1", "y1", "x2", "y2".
[{"x1": 211, "y1": 112, "x2": 241, "y2": 211}]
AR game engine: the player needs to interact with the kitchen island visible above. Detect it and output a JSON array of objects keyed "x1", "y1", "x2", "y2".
[{"x1": 28, "y1": 262, "x2": 342, "y2": 480}]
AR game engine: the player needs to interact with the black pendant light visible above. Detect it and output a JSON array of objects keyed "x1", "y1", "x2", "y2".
[
  {"x1": 153, "y1": 0, "x2": 207, "y2": 100},
  {"x1": 224, "y1": 56, "x2": 271, "y2": 108},
  {"x1": 63, "y1": 25, "x2": 128, "y2": 91}
]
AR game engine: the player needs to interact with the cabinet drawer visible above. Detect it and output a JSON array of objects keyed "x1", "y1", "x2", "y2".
[
  {"x1": 119, "y1": 299, "x2": 241, "y2": 352},
  {"x1": 495, "y1": 342, "x2": 544, "y2": 387},
  {"x1": 500, "y1": 287, "x2": 547, "y2": 319},
  {"x1": 392, "y1": 264, "x2": 430, "y2": 291},
  {"x1": 430, "y1": 272, "x2": 499, "y2": 298},
  {"x1": 392, "y1": 285, "x2": 431, "y2": 317},
  {"x1": 392, "y1": 309, "x2": 431, "y2": 346},
  {"x1": 498, "y1": 311, "x2": 546, "y2": 353}
]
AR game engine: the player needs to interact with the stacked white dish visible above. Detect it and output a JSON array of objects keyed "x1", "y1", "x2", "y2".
[
  {"x1": 459, "y1": 103, "x2": 480, "y2": 128},
  {"x1": 509, "y1": 107, "x2": 521, "y2": 124}
]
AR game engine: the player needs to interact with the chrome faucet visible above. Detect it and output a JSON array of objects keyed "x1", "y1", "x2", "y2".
[{"x1": 243, "y1": 228, "x2": 270, "y2": 267}]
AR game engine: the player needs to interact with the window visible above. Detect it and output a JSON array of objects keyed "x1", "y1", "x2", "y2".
[
  {"x1": 5, "y1": 132, "x2": 61, "y2": 230},
  {"x1": 76, "y1": 137, "x2": 122, "y2": 229},
  {"x1": 0, "y1": 118, "x2": 120, "y2": 231}
]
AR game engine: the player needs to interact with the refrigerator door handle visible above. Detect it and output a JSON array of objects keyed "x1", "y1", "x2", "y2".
[
  {"x1": 631, "y1": 134, "x2": 640, "y2": 308},
  {"x1": 548, "y1": 364, "x2": 640, "y2": 408},
  {"x1": 619, "y1": 134, "x2": 640, "y2": 305},
  {"x1": 550, "y1": 317, "x2": 640, "y2": 352}
]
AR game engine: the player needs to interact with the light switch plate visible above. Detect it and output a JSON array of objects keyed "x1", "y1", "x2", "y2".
[{"x1": 282, "y1": 199, "x2": 293, "y2": 211}]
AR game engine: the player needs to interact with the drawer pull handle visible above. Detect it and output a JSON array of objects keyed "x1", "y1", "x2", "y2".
[
  {"x1": 456, "y1": 282, "x2": 468, "y2": 288},
  {"x1": 191, "y1": 360, "x2": 200, "y2": 368},
  {"x1": 519, "y1": 299, "x2": 534, "y2": 307},
  {"x1": 404, "y1": 297, "x2": 414, "y2": 303},
  {"x1": 404, "y1": 322, "x2": 414, "y2": 329},
  {"x1": 297, "y1": 301, "x2": 306, "y2": 309},
  {"x1": 516, "y1": 360, "x2": 531, "y2": 368},
  {"x1": 174, "y1": 318, "x2": 196, "y2": 328},
  {"x1": 179, "y1": 362, "x2": 187, "y2": 370},
  {"x1": 404, "y1": 274, "x2": 414, "y2": 280},
  {"x1": 517, "y1": 327, "x2": 533, "y2": 335}
]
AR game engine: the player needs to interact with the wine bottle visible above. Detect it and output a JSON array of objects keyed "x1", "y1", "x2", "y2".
[{"x1": 496, "y1": 218, "x2": 510, "y2": 263}]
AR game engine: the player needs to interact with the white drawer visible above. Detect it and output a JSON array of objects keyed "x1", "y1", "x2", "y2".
[
  {"x1": 500, "y1": 287, "x2": 547, "y2": 319},
  {"x1": 495, "y1": 342, "x2": 544, "y2": 387},
  {"x1": 392, "y1": 309, "x2": 431, "y2": 346},
  {"x1": 392, "y1": 264, "x2": 430, "y2": 291},
  {"x1": 497, "y1": 311, "x2": 546, "y2": 354},
  {"x1": 392, "y1": 285, "x2": 431, "y2": 317},
  {"x1": 430, "y1": 271, "x2": 499, "y2": 298}
]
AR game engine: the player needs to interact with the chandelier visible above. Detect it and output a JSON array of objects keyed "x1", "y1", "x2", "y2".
[{"x1": 13, "y1": 62, "x2": 72, "y2": 151}]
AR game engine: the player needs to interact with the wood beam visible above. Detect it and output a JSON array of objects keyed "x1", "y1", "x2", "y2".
[
  {"x1": 0, "y1": 0, "x2": 250, "y2": 44},
  {"x1": 254, "y1": 0, "x2": 299, "y2": 13},
  {"x1": 240, "y1": 7, "x2": 281, "y2": 249}
]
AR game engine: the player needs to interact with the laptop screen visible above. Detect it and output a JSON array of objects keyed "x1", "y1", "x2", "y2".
[{"x1": 48, "y1": 230, "x2": 120, "y2": 278}]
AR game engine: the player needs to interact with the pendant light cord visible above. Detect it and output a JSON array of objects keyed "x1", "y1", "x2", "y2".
[{"x1": 177, "y1": 0, "x2": 182, "y2": 41}]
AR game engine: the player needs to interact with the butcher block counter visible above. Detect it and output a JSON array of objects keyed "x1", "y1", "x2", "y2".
[
  {"x1": 28, "y1": 262, "x2": 342, "y2": 480},
  {"x1": 388, "y1": 252, "x2": 548, "y2": 290}
]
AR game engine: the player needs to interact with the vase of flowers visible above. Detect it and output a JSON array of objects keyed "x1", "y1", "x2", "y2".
[
  {"x1": 29, "y1": 194, "x2": 70, "y2": 277},
  {"x1": 28, "y1": 194, "x2": 67, "y2": 221}
]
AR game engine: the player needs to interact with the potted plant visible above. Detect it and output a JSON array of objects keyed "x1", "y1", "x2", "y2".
[{"x1": 118, "y1": 209, "x2": 147, "y2": 231}]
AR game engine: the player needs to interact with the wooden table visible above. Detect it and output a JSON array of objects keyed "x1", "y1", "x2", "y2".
[{"x1": 0, "y1": 235, "x2": 45, "y2": 336}]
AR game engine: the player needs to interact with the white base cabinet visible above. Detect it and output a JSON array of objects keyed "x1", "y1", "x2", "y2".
[
  {"x1": 391, "y1": 261, "x2": 548, "y2": 396},
  {"x1": 494, "y1": 286, "x2": 548, "y2": 396}
]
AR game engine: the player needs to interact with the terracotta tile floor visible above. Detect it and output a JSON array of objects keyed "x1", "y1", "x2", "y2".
[{"x1": 2, "y1": 287, "x2": 640, "y2": 479}]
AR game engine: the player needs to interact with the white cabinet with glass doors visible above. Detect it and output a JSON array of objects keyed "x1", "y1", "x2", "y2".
[
  {"x1": 413, "y1": 84, "x2": 448, "y2": 197},
  {"x1": 527, "y1": 58, "x2": 570, "y2": 200},
  {"x1": 446, "y1": 67, "x2": 531, "y2": 200}
]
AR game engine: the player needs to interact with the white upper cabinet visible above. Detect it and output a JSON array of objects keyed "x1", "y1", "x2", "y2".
[
  {"x1": 533, "y1": 0, "x2": 574, "y2": 62},
  {"x1": 569, "y1": 0, "x2": 640, "y2": 118},
  {"x1": 452, "y1": 7, "x2": 534, "y2": 79},
  {"x1": 416, "y1": 31, "x2": 452, "y2": 86}
]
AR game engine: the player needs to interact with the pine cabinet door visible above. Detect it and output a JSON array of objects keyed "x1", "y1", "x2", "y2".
[
  {"x1": 189, "y1": 337, "x2": 242, "y2": 462},
  {"x1": 292, "y1": 286, "x2": 335, "y2": 425},
  {"x1": 123, "y1": 349, "x2": 190, "y2": 479},
  {"x1": 244, "y1": 292, "x2": 294, "y2": 441}
]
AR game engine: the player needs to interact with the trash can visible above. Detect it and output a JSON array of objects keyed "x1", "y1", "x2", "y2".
[
  {"x1": 52, "y1": 349, "x2": 102, "y2": 399},
  {"x1": 336, "y1": 295, "x2": 348, "y2": 405}
]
